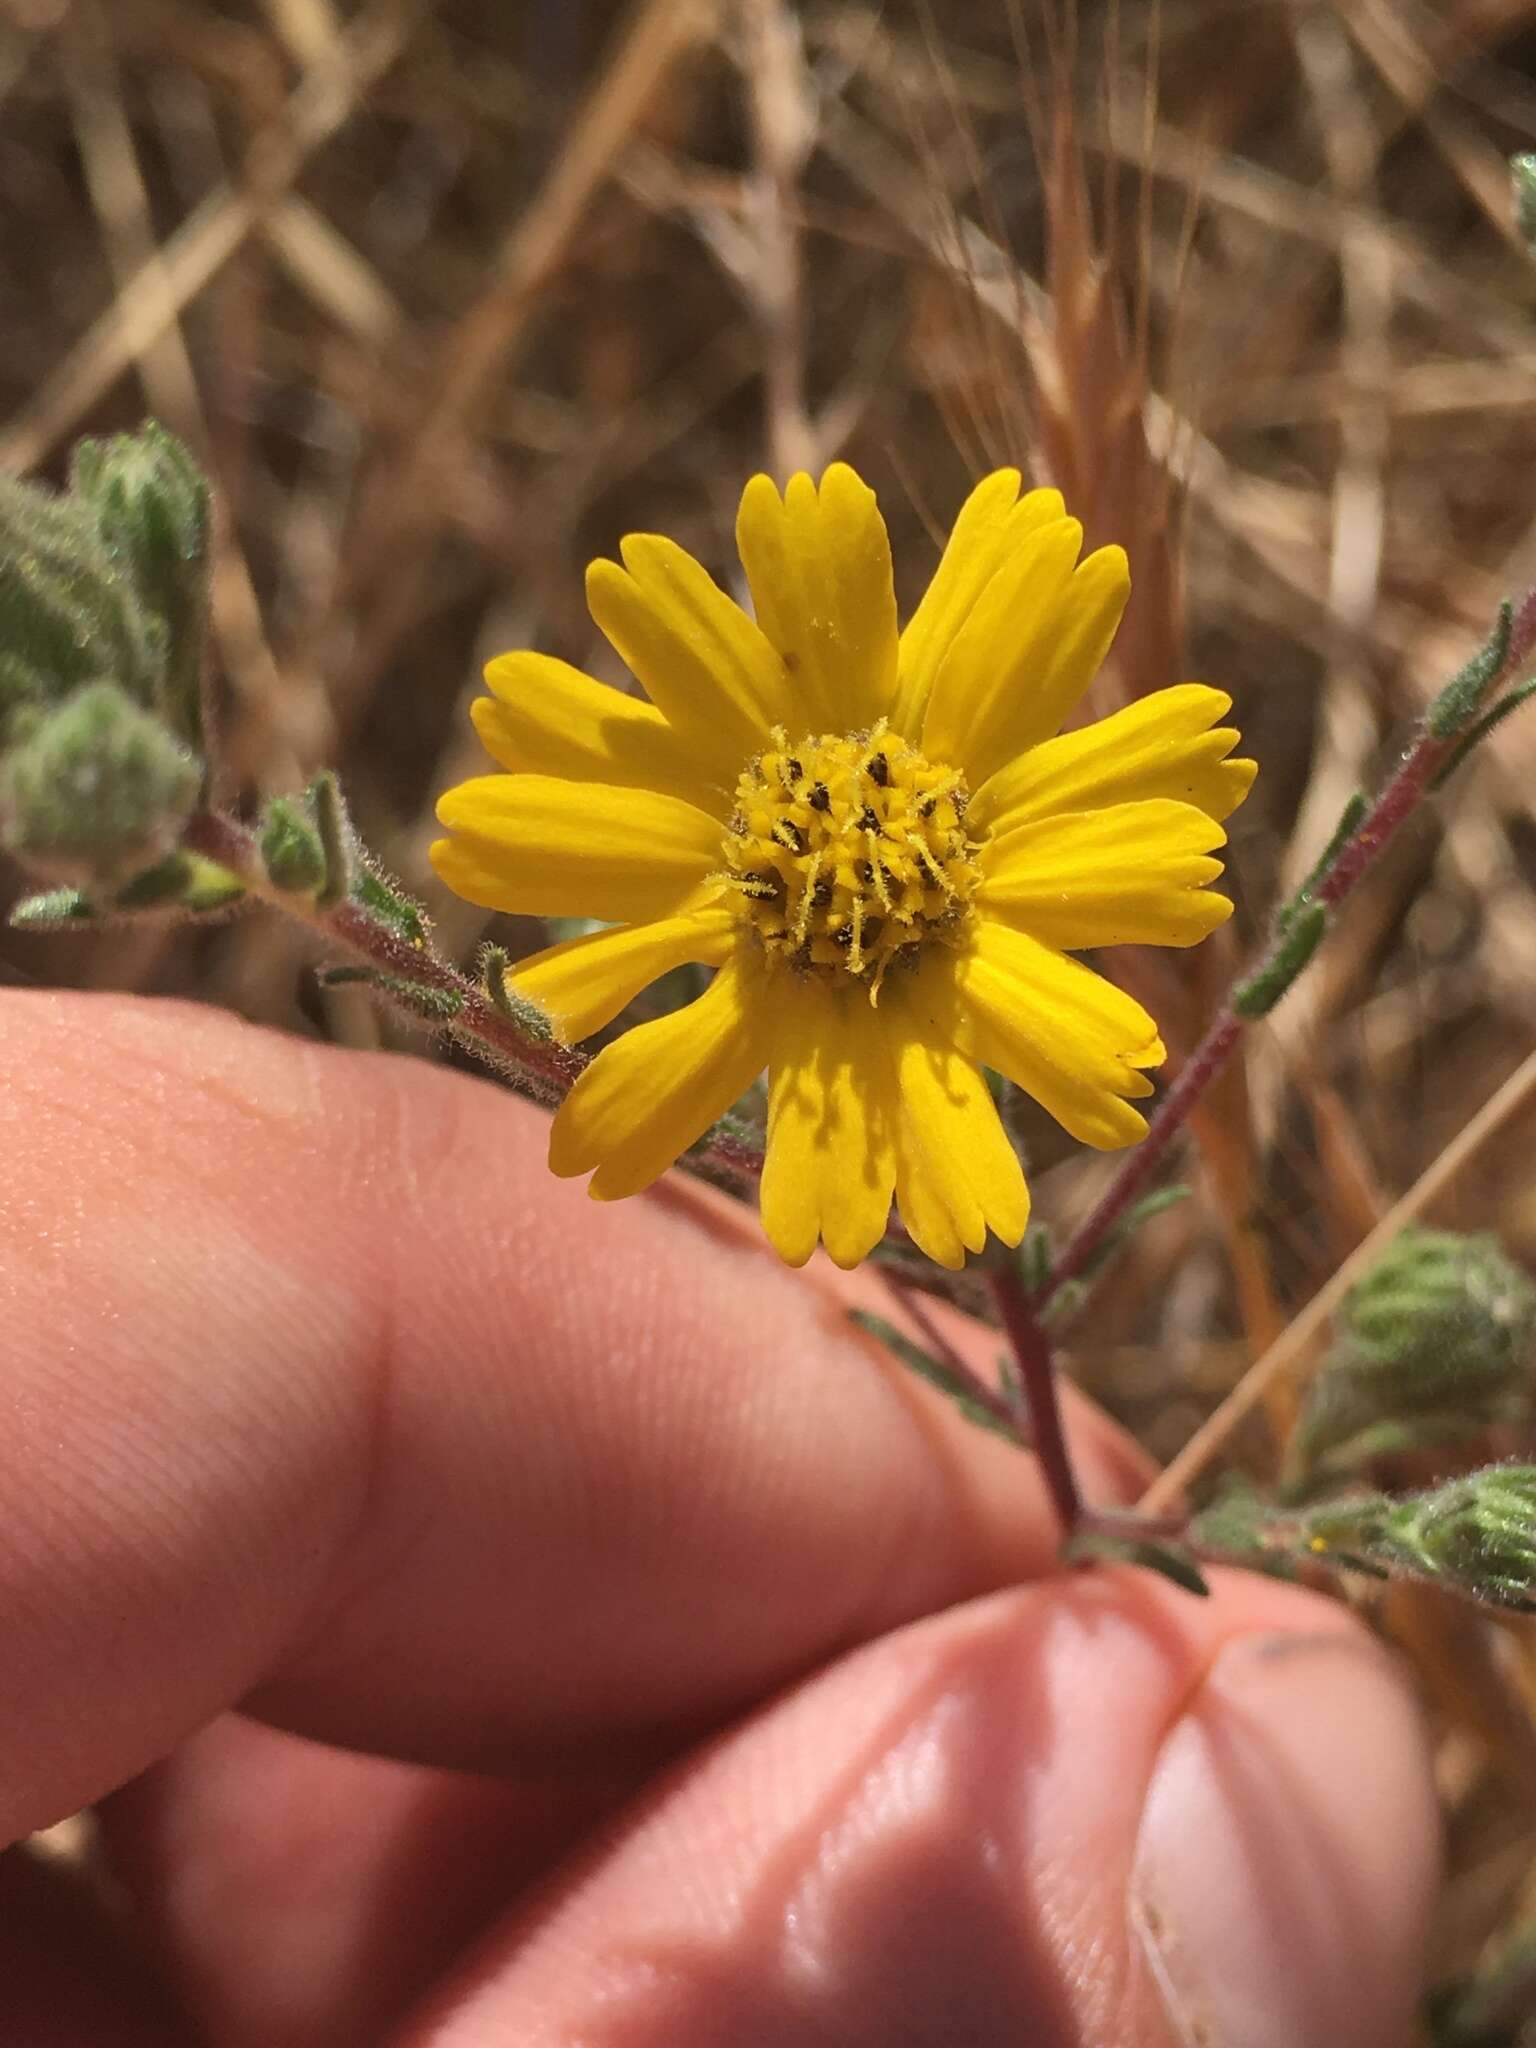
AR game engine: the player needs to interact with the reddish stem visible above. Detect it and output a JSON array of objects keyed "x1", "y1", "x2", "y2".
[
  {"x1": 1040, "y1": 1007, "x2": 1243, "y2": 1310},
  {"x1": 183, "y1": 809, "x2": 767, "y2": 1183},
  {"x1": 1038, "y1": 659, "x2": 1520, "y2": 1315},
  {"x1": 990, "y1": 1256, "x2": 1080, "y2": 1535},
  {"x1": 1313, "y1": 736, "x2": 1449, "y2": 909}
]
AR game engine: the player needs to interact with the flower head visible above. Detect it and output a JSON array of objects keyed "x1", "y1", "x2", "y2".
[{"x1": 432, "y1": 466, "x2": 1253, "y2": 1270}]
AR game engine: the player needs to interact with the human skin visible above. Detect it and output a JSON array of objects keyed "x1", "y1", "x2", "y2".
[{"x1": 0, "y1": 990, "x2": 1439, "y2": 2046}]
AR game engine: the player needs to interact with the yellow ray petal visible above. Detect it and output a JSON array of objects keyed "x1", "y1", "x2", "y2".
[
  {"x1": 510, "y1": 903, "x2": 738, "y2": 1044},
  {"x1": 978, "y1": 798, "x2": 1232, "y2": 951},
  {"x1": 970, "y1": 683, "x2": 1256, "y2": 833},
  {"x1": 759, "y1": 976, "x2": 897, "y2": 1269},
  {"x1": 884, "y1": 981, "x2": 1030, "y2": 1263},
  {"x1": 474, "y1": 653, "x2": 728, "y2": 816},
  {"x1": 585, "y1": 534, "x2": 791, "y2": 781},
  {"x1": 433, "y1": 774, "x2": 722, "y2": 922},
  {"x1": 918, "y1": 517, "x2": 1087, "y2": 781},
  {"x1": 891, "y1": 470, "x2": 1065, "y2": 739},
  {"x1": 890, "y1": 1117, "x2": 966, "y2": 1271},
  {"x1": 911, "y1": 920, "x2": 1164, "y2": 1150},
  {"x1": 736, "y1": 464, "x2": 898, "y2": 736},
  {"x1": 549, "y1": 949, "x2": 770, "y2": 1200},
  {"x1": 923, "y1": 538, "x2": 1132, "y2": 792}
]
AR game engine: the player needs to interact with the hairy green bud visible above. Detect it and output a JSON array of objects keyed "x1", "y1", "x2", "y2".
[
  {"x1": 1293, "y1": 1227, "x2": 1536, "y2": 1480},
  {"x1": 0, "y1": 477, "x2": 161, "y2": 739},
  {"x1": 259, "y1": 794, "x2": 328, "y2": 895},
  {"x1": 0, "y1": 424, "x2": 216, "y2": 890},
  {"x1": 0, "y1": 680, "x2": 201, "y2": 884},
  {"x1": 69, "y1": 422, "x2": 211, "y2": 747},
  {"x1": 1382, "y1": 1465, "x2": 1536, "y2": 1608}
]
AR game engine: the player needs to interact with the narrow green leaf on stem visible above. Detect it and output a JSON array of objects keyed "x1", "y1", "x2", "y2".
[
  {"x1": 1277, "y1": 791, "x2": 1367, "y2": 930},
  {"x1": 1232, "y1": 902, "x2": 1327, "y2": 1018},
  {"x1": 849, "y1": 1309, "x2": 1019, "y2": 1444},
  {"x1": 7, "y1": 885, "x2": 95, "y2": 925},
  {"x1": 1427, "y1": 600, "x2": 1512, "y2": 739},
  {"x1": 1065, "y1": 1528, "x2": 1211, "y2": 1597},
  {"x1": 1015, "y1": 1223, "x2": 1054, "y2": 1294},
  {"x1": 353, "y1": 866, "x2": 427, "y2": 946},
  {"x1": 311, "y1": 770, "x2": 353, "y2": 910},
  {"x1": 320, "y1": 963, "x2": 465, "y2": 1022},
  {"x1": 112, "y1": 849, "x2": 244, "y2": 911},
  {"x1": 1430, "y1": 676, "x2": 1536, "y2": 790},
  {"x1": 481, "y1": 944, "x2": 554, "y2": 1039}
]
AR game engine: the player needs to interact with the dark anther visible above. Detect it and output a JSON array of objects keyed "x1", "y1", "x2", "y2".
[
  {"x1": 866, "y1": 752, "x2": 889, "y2": 786},
  {"x1": 856, "y1": 859, "x2": 874, "y2": 884},
  {"x1": 774, "y1": 820, "x2": 805, "y2": 854},
  {"x1": 784, "y1": 756, "x2": 803, "y2": 784},
  {"x1": 917, "y1": 796, "x2": 938, "y2": 819},
  {"x1": 811, "y1": 877, "x2": 833, "y2": 908},
  {"x1": 808, "y1": 782, "x2": 831, "y2": 811},
  {"x1": 833, "y1": 922, "x2": 854, "y2": 947},
  {"x1": 746, "y1": 869, "x2": 784, "y2": 900},
  {"x1": 859, "y1": 804, "x2": 880, "y2": 830}
]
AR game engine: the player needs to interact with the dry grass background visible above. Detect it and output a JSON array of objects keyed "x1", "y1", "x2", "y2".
[{"x1": 10, "y1": 0, "x2": 1536, "y2": 2027}]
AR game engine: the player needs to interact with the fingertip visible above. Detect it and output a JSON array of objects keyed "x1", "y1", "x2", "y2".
[
  {"x1": 403, "y1": 1570, "x2": 1435, "y2": 2046},
  {"x1": 1133, "y1": 1610, "x2": 1439, "y2": 2048}
]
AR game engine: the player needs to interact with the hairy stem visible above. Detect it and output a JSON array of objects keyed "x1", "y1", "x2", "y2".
[
  {"x1": 1041, "y1": 597, "x2": 1536, "y2": 1317},
  {"x1": 1042, "y1": 1008, "x2": 1244, "y2": 1311},
  {"x1": 990, "y1": 1255, "x2": 1080, "y2": 1535},
  {"x1": 183, "y1": 808, "x2": 766, "y2": 1184},
  {"x1": 1040, "y1": 737, "x2": 1448, "y2": 1311}
]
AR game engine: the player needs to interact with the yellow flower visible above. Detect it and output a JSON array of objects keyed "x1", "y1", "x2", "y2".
[{"x1": 432, "y1": 466, "x2": 1254, "y2": 1270}]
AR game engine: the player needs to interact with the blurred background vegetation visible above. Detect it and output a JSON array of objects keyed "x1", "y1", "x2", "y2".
[{"x1": 9, "y1": 0, "x2": 1536, "y2": 2029}]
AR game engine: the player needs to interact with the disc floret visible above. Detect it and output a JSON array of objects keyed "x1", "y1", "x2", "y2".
[{"x1": 722, "y1": 720, "x2": 979, "y2": 995}]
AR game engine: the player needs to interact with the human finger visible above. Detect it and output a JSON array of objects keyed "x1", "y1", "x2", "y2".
[
  {"x1": 391, "y1": 1570, "x2": 1438, "y2": 2048},
  {"x1": 2, "y1": 989, "x2": 1143, "y2": 1845}
]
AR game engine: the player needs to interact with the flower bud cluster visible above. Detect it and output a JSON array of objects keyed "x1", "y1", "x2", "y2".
[
  {"x1": 1292, "y1": 1226, "x2": 1536, "y2": 1483},
  {"x1": 0, "y1": 422, "x2": 209, "y2": 888}
]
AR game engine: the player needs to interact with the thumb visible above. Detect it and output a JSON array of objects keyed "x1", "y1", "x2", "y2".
[{"x1": 397, "y1": 1569, "x2": 1439, "y2": 2047}]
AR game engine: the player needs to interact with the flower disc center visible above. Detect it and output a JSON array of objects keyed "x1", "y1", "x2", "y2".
[{"x1": 722, "y1": 722, "x2": 979, "y2": 992}]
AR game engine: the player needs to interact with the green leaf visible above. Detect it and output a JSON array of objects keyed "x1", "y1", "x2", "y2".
[
  {"x1": 1277, "y1": 790, "x2": 1367, "y2": 930},
  {"x1": 849, "y1": 1310, "x2": 1020, "y2": 1443},
  {"x1": 1232, "y1": 902, "x2": 1327, "y2": 1018},
  {"x1": 1065, "y1": 1528, "x2": 1210, "y2": 1596},
  {"x1": 319, "y1": 964, "x2": 464, "y2": 1021},
  {"x1": 1430, "y1": 676, "x2": 1536, "y2": 790},
  {"x1": 479, "y1": 942, "x2": 551, "y2": 1038},
  {"x1": 310, "y1": 770, "x2": 352, "y2": 910},
  {"x1": 1427, "y1": 602, "x2": 1513, "y2": 740},
  {"x1": 353, "y1": 865, "x2": 427, "y2": 946},
  {"x1": 7, "y1": 885, "x2": 95, "y2": 925},
  {"x1": 112, "y1": 850, "x2": 244, "y2": 911}
]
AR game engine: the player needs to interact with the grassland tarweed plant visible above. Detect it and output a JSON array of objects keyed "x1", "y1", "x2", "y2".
[{"x1": 14, "y1": 14, "x2": 1536, "y2": 2028}]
